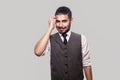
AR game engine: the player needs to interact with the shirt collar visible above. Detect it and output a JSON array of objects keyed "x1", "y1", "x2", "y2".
[{"x1": 59, "y1": 30, "x2": 71, "y2": 38}]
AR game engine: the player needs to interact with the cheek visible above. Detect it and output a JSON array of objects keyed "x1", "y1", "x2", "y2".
[
  {"x1": 62, "y1": 22, "x2": 67, "y2": 25},
  {"x1": 64, "y1": 22, "x2": 70, "y2": 27},
  {"x1": 56, "y1": 23, "x2": 59, "y2": 26},
  {"x1": 55, "y1": 23, "x2": 59, "y2": 26}
]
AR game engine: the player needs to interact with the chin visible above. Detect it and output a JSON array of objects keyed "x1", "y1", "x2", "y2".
[
  {"x1": 59, "y1": 32, "x2": 63, "y2": 34},
  {"x1": 58, "y1": 30, "x2": 64, "y2": 33}
]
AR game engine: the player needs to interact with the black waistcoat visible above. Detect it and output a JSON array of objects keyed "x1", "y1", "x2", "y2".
[{"x1": 50, "y1": 32, "x2": 83, "y2": 80}]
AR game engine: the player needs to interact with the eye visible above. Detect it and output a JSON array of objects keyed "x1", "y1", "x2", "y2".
[
  {"x1": 62, "y1": 20, "x2": 67, "y2": 22},
  {"x1": 56, "y1": 20, "x2": 60, "y2": 23}
]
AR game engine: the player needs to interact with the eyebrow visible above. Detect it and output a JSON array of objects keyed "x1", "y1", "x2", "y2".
[{"x1": 56, "y1": 20, "x2": 67, "y2": 22}]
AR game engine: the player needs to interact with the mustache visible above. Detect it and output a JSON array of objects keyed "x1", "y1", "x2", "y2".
[{"x1": 57, "y1": 27, "x2": 66, "y2": 29}]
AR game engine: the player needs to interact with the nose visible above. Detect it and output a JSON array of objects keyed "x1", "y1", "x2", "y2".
[{"x1": 59, "y1": 22, "x2": 63, "y2": 27}]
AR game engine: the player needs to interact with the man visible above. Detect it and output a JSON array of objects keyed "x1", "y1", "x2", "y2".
[{"x1": 34, "y1": 6, "x2": 93, "y2": 80}]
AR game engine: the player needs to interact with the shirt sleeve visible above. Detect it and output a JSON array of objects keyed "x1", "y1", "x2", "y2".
[
  {"x1": 81, "y1": 34, "x2": 91, "y2": 66},
  {"x1": 41, "y1": 39, "x2": 51, "y2": 56}
]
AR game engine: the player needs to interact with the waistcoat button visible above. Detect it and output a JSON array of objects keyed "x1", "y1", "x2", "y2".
[{"x1": 65, "y1": 72, "x2": 68, "y2": 74}]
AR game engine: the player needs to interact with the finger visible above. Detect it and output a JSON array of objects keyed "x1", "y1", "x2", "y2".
[{"x1": 53, "y1": 16, "x2": 56, "y2": 19}]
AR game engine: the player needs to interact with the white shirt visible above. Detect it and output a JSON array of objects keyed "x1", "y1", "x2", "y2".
[{"x1": 43, "y1": 31, "x2": 91, "y2": 67}]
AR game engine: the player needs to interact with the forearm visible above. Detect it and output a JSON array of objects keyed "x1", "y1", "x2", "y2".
[
  {"x1": 34, "y1": 28, "x2": 52, "y2": 56},
  {"x1": 84, "y1": 66, "x2": 93, "y2": 80},
  {"x1": 34, "y1": 16, "x2": 55, "y2": 56}
]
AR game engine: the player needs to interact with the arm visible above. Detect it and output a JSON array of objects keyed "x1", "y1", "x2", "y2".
[
  {"x1": 34, "y1": 16, "x2": 56, "y2": 56},
  {"x1": 84, "y1": 66, "x2": 93, "y2": 80},
  {"x1": 82, "y1": 35, "x2": 93, "y2": 80}
]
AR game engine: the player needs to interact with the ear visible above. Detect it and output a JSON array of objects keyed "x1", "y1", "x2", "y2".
[{"x1": 70, "y1": 18, "x2": 73, "y2": 23}]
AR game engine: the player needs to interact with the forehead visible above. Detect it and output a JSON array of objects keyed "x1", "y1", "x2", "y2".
[{"x1": 55, "y1": 14, "x2": 69, "y2": 20}]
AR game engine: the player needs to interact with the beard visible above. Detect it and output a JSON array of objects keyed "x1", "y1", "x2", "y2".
[{"x1": 56, "y1": 23, "x2": 71, "y2": 34}]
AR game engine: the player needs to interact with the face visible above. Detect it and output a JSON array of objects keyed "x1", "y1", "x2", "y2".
[{"x1": 55, "y1": 14, "x2": 72, "y2": 34}]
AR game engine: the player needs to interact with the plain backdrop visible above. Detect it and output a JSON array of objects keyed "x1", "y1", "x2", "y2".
[{"x1": 0, "y1": 0, "x2": 120, "y2": 80}]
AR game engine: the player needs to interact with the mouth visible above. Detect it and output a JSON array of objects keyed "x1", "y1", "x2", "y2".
[
  {"x1": 57, "y1": 27, "x2": 67, "y2": 33},
  {"x1": 58, "y1": 27, "x2": 66, "y2": 30}
]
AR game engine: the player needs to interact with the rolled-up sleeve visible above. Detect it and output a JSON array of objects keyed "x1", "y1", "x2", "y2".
[
  {"x1": 42, "y1": 39, "x2": 51, "y2": 56},
  {"x1": 81, "y1": 35, "x2": 91, "y2": 66}
]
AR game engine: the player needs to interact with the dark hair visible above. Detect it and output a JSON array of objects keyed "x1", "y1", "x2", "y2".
[{"x1": 55, "y1": 6, "x2": 72, "y2": 20}]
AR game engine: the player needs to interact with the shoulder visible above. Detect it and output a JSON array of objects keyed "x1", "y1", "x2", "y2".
[
  {"x1": 71, "y1": 32, "x2": 86, "y2": 37},
  {"x1": 71, "y1": 32, "x2": 81, "y2": 37},
  {"x1": 50, "y1": 33, "x2": 58, "y2": 37},
  {"x1": 50, "y1": 33, "x2": 60, "y2": 41},
  {"x1": 80, "y1": 34, "x2": 88, "y2": 44},
  {"x1": 71, "y1": 32, "x2": 87, "y2": 41}
]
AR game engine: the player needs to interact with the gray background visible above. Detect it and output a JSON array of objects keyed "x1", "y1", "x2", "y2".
[{"x1": 0, "y1": 0, "x2": 120, "y2": 80}]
